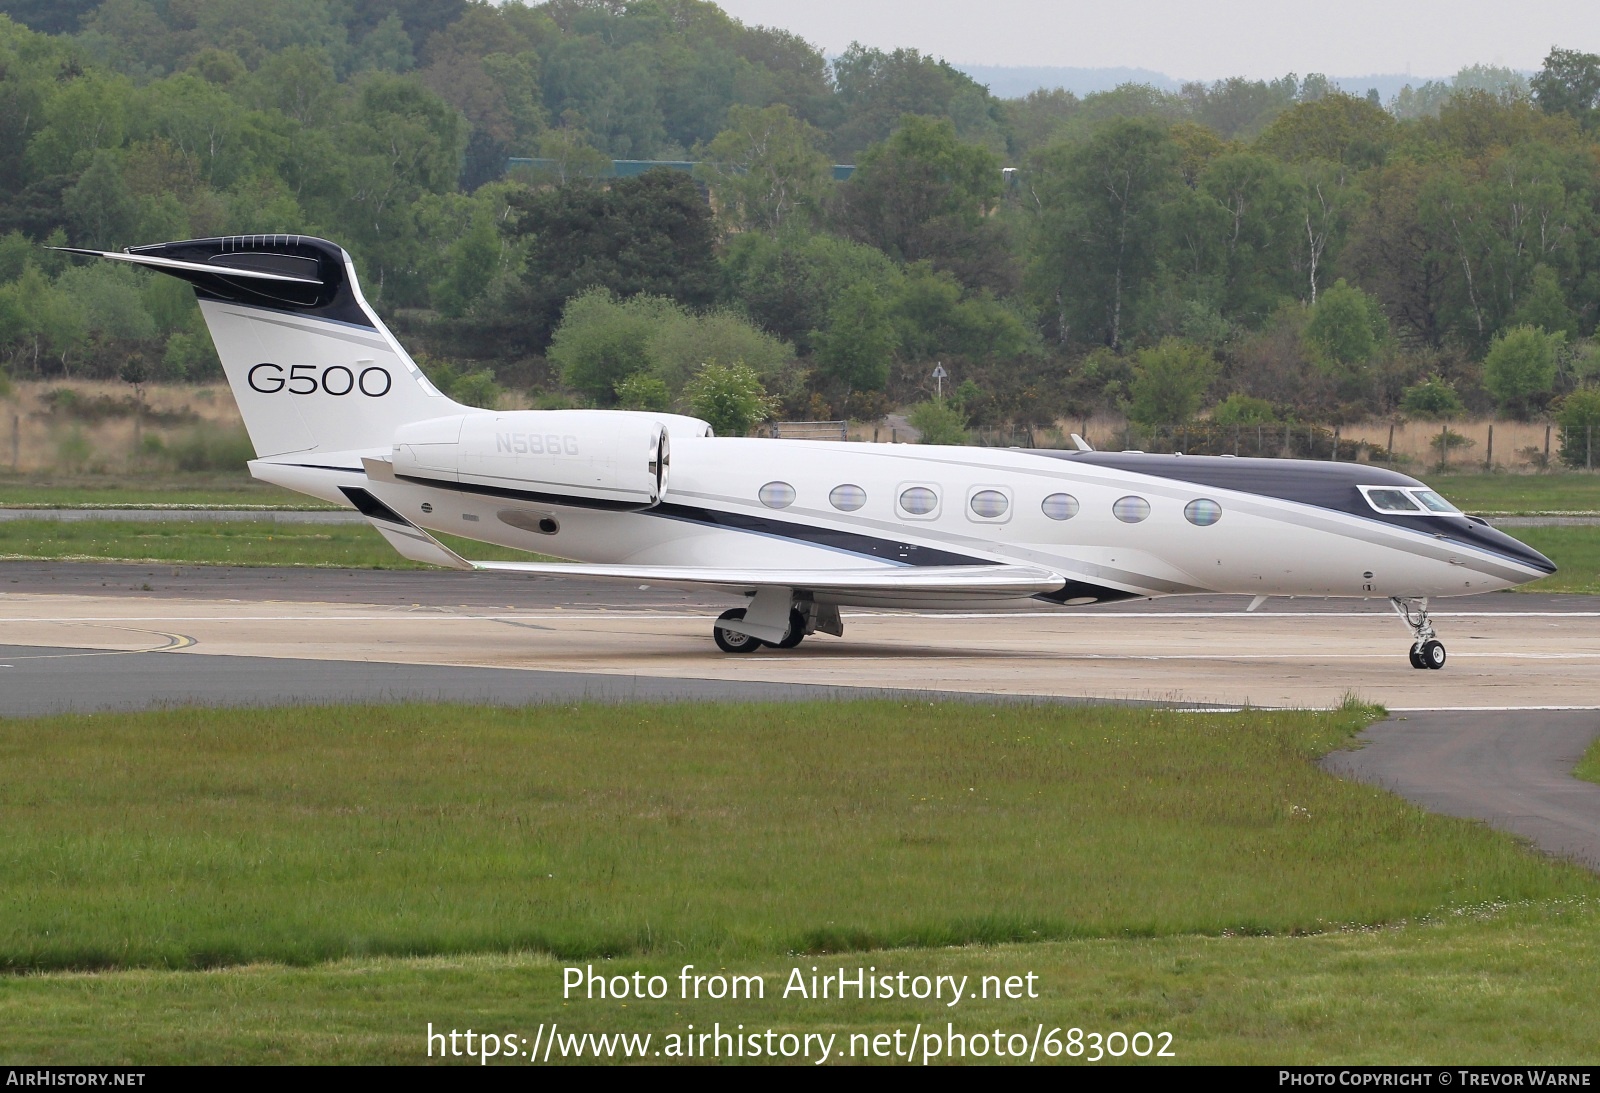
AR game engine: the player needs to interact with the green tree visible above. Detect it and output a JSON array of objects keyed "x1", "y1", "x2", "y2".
[
  {"x1": 684, "y1": 361, "x2": 774, "y2": 438},
  {"x1": 835, "y1": 115, "x2": 1011, "y2": 292},
  {"x1": 1126, "y1": 338, "x2": 1218, "y2": 426},
  {"x1": 645, "y1": 308, "x2": 792, "y2": 394},
  {"x1": 548, "y1": 289, "x2": 680, "y2": 405},
  {"x1": 811, "y1": 280, "x2": 896, "y2": 394},
  {"x1": 1483, "y1": 325, "x2": 1561, "y2": 418},
  {"x1": 1531, "y1": 48, "x2": 1600, "y2": 128},
  {"x1": 1031, "y1": 118, "x2": 1181, "y2": 348},
  {"x1": 697, "y1": 104, "x2": 831, "y2": 233},
  {"x1": 719, "y1": 229, "x2": 901, "y2": 355},
  {"x1": 1304, "y1": 278, "x2": 1387, "y2": 373},
  {"x1": 504, "y1": 169, "x2": 719, "y2": 348},
  {"x1": 63, "y1": 152, "x2": 138, "y2": 249}
]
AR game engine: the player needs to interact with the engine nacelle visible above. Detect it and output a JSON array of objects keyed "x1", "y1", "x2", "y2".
[{"x1": 391, "y1": 409, "x2": 688, "y2": 509}]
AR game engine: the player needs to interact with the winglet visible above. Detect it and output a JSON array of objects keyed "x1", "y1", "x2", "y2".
[{"x1": 1070, "y1": 433, "x2": 1094, "y2": 452}]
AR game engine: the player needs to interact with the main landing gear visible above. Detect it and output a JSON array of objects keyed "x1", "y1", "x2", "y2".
[
  {"x1": 713, "y1": 607, "x2": 805, "y2": 654},
  {"x1": 1391, "y1": 597, "x2": 1446, "y2": 670},
  {"x1": 712, "y1": 601, "x2": 842, "y2": 654}
]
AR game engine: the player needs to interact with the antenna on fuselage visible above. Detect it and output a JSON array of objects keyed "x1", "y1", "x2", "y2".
[{"x1": 1070, "y1": 433, "x2": 1094, "y2": 452}]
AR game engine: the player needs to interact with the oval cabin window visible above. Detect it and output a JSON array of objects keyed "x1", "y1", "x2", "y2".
[
  {"x1": 1184, "y1": 499, "x2": 1223, "y2": 526},
  {"x1": 829, "y1": 484, "x2": 867, "y2": 511},
  {"x1": 969, "y1": 490, "x2": 1009, "y2": 519},
  {"x1": 1041, "y1": 493, "x2": 1079, "y2": 521},
  {"x1": 759, "y1": 482, "x2": 796, "y2": 509},
  {"x1": 899, "y1": 486, "x2": 938, "y2": 516},
  {"x1": 1113, "y1": 496, "x2": 1151, "y2": 523}
]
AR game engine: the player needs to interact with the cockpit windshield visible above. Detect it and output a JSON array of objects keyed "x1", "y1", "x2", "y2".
[
  {"x1": 1412, "y1": 489, "x2": 1460, "y2": 513},
  {"x1": 1358, "y1": 485, "x2": 1463, "y2": 517}
]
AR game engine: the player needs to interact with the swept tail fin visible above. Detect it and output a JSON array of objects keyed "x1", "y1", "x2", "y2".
[{"x1": 61, "y1": 236, "x2": 464, "y2": 459}]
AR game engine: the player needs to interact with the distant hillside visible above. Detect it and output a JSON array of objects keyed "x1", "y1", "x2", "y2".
[{"x1": 953, "y1": 64, "x2": 1446, "y2": 102}]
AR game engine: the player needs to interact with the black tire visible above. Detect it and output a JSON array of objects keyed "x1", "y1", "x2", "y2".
[
  {"x1": 1408, "y1": 644, "x2": 1427, "y2": 670},
  {"x1": 1421, "y1": 639, "x2": 1446, "y2": 670},
  {"x1": 713, "y1": 608, "x2": 764, "y2": 654},
  {"x1": 773, "y1": 608, "x2": 807, "y2": 650}
]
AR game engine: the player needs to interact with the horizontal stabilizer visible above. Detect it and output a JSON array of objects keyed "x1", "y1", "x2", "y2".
[{"x1": 49, "y1": 246, "x2": 323, "y2": 284}]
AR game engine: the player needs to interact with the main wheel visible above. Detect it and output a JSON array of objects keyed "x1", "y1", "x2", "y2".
[
  {"x1": 713, "y1": 608, "x2": 764, "y2": 654},
  {"x1": 773, "y1": 608, "x2": 807, "y2": 650},
  {"x1": 1408, "y1": 643, "x2": 1427, "y2": 670},
  {"x1": 1420, "y1": 639, "x2": 1446, "y2": 669}
]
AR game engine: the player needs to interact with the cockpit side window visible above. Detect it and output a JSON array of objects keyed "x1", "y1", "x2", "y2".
[{"x1": 1362, "y1": 487, "x2": 1421, "y2": 512}]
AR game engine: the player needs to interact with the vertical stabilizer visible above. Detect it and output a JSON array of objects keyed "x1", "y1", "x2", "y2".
[{"x1": 64, "y1": 236, "x2": 463, "y2": 459}]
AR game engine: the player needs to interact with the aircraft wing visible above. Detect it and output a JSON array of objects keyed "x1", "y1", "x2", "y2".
[
  {"x1": 468, "y1": 559, "x2": 1065, "y2": 598},
  {"x1": 338, "y1": 485, "x2": 1064, "y2": 600}
]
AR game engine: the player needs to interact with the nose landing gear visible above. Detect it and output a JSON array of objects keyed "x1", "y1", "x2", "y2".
[{"x1": 1391, "y1": 597, "x2": 1446, "y2": 669}]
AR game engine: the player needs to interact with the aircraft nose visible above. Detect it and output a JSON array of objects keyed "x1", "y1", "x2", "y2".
[{"x1": 1460, "y1": 521, "x2": 1556, "y2": 576}]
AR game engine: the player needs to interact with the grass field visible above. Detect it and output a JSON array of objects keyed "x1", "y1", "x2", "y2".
[
  {"x1": 1431, "y1": 473, "x2": 1600, "y2": 513},
  {"x1": 0, "y1": 519, "x2": 540, "y2": 568},
  {"x1": 1511, "y1": 527, "x2": 1600, "y2": 594},
  {"x1": 1579, "y1": 737, "x2": 1600, "y2": 786},
  {"x1": 5, "y1": 902, "x2": 1600, "y2": 1064},
  {"x1": 1, "y1": 700, "x2": 1597, "y2": 1064},
  {"x1": 0, "y1": 473, "x2": 320, "y2": 509}
]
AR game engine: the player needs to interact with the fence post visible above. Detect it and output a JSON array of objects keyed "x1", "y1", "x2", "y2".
[
  {"x1": 10, "y1": 412, "x2": 17, "y2": 472},
  {"x1": 1544, "y1": 424, "x2": 1551, "y2": 469},
  {"x1": 1331, "y1": 424, "x2": 1340, "y2": 461},
  {"x1": 1283, "y1": 421, "x2": 1290, "y2": 456},
  {"x1": 1386, "y1": 421, "x2": 1395, "y2": 467},
  {"x1": 1589, "y1": 423, "x2": 1594, "y2": 472}
]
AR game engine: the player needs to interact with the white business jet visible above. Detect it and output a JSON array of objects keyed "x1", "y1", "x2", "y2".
[{"x1": 66, "y1": 236, "x2": 1555, "y2": 668}]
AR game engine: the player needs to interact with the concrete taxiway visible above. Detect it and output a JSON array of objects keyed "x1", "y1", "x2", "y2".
[
  {"x1": 3, "y1": 562, "x2": 1597, "y2": 867},
  {"x1": 1, "y1": 563, "x2": 1596, "y2": 710}
]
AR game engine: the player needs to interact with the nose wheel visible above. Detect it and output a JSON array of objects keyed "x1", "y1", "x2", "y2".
[{"x1": 1392, "y1": 598, "x2": 1446, "y2": 670}]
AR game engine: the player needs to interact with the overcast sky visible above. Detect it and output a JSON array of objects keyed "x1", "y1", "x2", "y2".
[{"x1": 711, "y1": 0, "x2": 1599, "y2": 81}]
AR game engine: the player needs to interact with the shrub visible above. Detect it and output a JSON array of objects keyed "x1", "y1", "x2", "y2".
[
  {"x1": 684, "y1": 362, "x2": 775, "y2": 438},
  {"x1": 613, "y1": 373, "x2": 670, "y2": 412},
  {"x1": 1399, "y1": 375, "x2": 1465, "y2": 420},
  {"x1": 1556, "y1": 388, "x2": 1600, "y2": 469},
  {"x1": 447, "y1": 369, "x2": 502, "y2": 409},
  {"x1": 1210, "y1": 393, "x2": 1276, "y2": 426},
  {"x1": 908, "y1": 398, "x2": 969, "y2": 445}
]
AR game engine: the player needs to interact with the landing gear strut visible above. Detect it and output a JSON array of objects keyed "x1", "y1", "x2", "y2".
[{"x1": 1391, "y1": 597, "x2": 1446, "y2": 670}]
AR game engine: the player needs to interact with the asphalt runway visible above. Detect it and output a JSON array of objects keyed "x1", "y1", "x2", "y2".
[
  {"x1": 1325, "y1": 711, "x2": 1600, "y2": 870},
  {"x1": 3, "y1": 561, "x2": 1599, "y2": 868}
]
